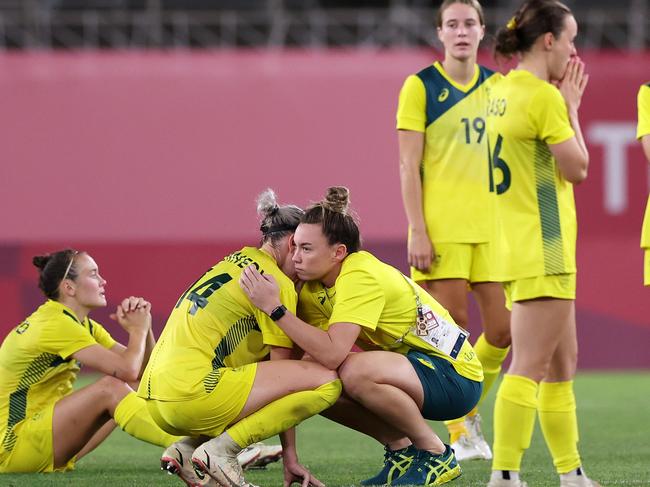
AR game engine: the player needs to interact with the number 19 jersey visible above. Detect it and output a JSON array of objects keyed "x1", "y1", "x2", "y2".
[
  {"x1": 138, "y1": 247, "x2": 295, "y2": 402},
  {"x1": 487, "y1": 70, "x2": 576, "y2": 280},
  {"x1": 397, "y1": 62, "x2": 501, "y2": 243}
]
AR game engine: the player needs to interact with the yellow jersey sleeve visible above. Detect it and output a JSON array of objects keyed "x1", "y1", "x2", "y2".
[
  {"x1": 255, "y1": 281, "x2": 296, "y2": 348},
  {"x1": 396, "y1": 75, "x2": 427, "y2": 132},
  {"x1": 39, "y1": 306, "x2": 103, "y2": 359},
  {"x1": 637, "y1": 84, "x2": 650, "y2": 139},
  {"x1": 88, "y1": 319, "x2": 117, "y2": 350},
  {"x1": 531, "y1": 84, "x2": 575, "y2": 145},
  {"x1": 329, "y1": 268, "x2": 385, "y2": 331}
]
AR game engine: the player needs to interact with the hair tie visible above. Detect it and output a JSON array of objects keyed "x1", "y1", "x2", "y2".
[{"x1": 506, "y1": 16, "x2": 517, "y2": 30}]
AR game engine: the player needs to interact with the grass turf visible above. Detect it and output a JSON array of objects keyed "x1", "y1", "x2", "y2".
[{"x1": 1, "y1": 372, "x2": 648, "y2": 486}]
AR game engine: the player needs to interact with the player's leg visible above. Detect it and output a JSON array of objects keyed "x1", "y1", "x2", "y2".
[
  {"x1": 490, "y1": 283, "x2": 573, "y2": 486},
  {"x1": 52, "y1": 375, "x2": 179, "y2": 468},
  {"x1": 191, "y1": 360, "x2": 340, "y2": 486}
]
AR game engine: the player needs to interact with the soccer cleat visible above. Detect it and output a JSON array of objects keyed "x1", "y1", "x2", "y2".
[
  {"x1": 487, "y1": 471, "x2": 528, "y2": 487},
  {"x1": 161, "y1": 438, "x2": 217, "y2": 487},
  {"x1": 360, "y1": 444, "x2": 417, "y2": 486},
  {"x1": 391, "y1": 444, "x2": 462, "y2": 486},
  {"x1": 560, "y1": 467, "x2": 602, "y2": 487},
  {"x1": 236, "y1": 444, "x2": 262, "y2": 470},
  {"x1": 240, "y1": 443, "x2": 282, "y2": 470},
  {"x1": 451, "y1": 415, "x2": 492, "y2": 462},
  {"x1": 191, "y1": 434, "x2": 259, "y2": 487}
]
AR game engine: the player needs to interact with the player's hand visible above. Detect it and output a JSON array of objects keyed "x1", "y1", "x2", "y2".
[
  {"x1": 110, "y1": 296, "x2": 151, "y2": 334},
  {"x1": 408, "y1": 228, "x2": 435, "y2": 272},
  {"x1": 239, "y1": 265, "x2": 282, "y2": 315},
  {"x1": 558, "y1": 56, "x2": 589, "y2": 114},
  {"x1": 283, "y1": 459, "x2": 325, "y2": 487}
]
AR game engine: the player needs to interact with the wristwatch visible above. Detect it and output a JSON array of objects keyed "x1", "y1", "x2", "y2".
[{"x1": 269, "y1": 304, "x2": 287, "y2": 321}]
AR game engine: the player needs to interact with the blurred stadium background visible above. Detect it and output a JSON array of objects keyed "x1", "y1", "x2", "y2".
[{"x1": 0, "y1": 0, "x2": 648, "y2": 368}]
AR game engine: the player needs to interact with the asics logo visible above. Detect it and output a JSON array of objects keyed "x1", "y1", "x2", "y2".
[{"x1": 438, "y1": 89, "x2": 449, "y2": 102}]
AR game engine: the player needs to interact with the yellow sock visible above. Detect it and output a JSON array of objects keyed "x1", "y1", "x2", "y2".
[
  {"x1": 538, "y1": 381, "x2": 581, "y2": 474},
  {"x1": 114, "y1": 392, "x2": 181, "y2": 448},
  {"x1": 445, "y1": 418, "x2": 468, "y2": 443},
  {"x1": 474, "y1": 333, "x2": 510, "y2": 405},
  {"x1": 492, "y1": 374, "x2": 538, "y2": 472},
  {"x1": 228, "y1": 380, "x2": 342, "y2": 447}
]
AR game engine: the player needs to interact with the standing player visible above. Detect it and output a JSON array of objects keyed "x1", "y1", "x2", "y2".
[
  {"x1": 638, "y1": 82, "x2": 650, "y2": 285},
  {"x1": 138, "y1": 189, "x2": 341, "y2": 487},
  {"x1": 397, "y1": 0, "x2": 509, "y2": 460},
  {"x1": 486, "y1": 1, "x2": 599, "y2": 486},
  {"x1": 0, "y1": 249, "x2": 180, "y2": 473}
]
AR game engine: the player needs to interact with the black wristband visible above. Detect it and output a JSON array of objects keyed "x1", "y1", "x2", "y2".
[{"x1": 269, "y1": 304, "x2": 287, "y2": 321}]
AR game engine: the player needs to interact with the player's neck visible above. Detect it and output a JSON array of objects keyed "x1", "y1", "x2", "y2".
[
  {"x1": 57, "y1": 298, "x2": 90, "y2": 323},
  {"x1": 517, "y1": 55, "x2": 550, "y2": 83},
  {"x1": 440, "y1": 57, "x2": 476, "y2": 85}
]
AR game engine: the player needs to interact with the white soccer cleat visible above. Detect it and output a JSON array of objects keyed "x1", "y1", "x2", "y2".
[
  {"x1": 487, "y1": 471, "x2": 528, "y2": 487},
  {"x1": 192, "y1": 433, "x2": 259, "y2": 487},
  {"x1": 236, "y1": 444, "x2": 262, "y2": 469},
  {"x1": 241, "y1": 443, "x2": 283, "y2": 470},
  {"x1": 466, "y1": 413, "x2": 493, "y2": 460},
  {"x1": 161, "y1": 438, "x2": 217, "y2": 487},
  {"x1": 560, "y1": 468, "x2": 602, "y2": 487}
]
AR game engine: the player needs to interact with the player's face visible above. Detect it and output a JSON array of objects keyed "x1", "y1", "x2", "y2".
[
  {"x1": 292, "y1": 223, "x2": 339, "y2": 283},
  {"x1": 437, "y1": 3, "x2": 484, "y2": 62},
  {"x1": 549, "y1": 15, "x2": 578, "y2": 82},
  {"x1": 65, "y1": 254, "x2": 107, "y2": 309}
]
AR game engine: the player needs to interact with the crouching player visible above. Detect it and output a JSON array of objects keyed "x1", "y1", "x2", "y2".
[{"x1": 137, "y1": 189, "x2": 342, "y2": 487}]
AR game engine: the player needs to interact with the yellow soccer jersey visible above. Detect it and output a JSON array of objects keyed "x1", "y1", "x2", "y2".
[
  {"x1": 138, "y1": 247, "x2": 295, "y2": 402},
  {"x1": 0, "y1": 300, "x2": 116, "y2": 459},
  {"x1": 397, "y1": 62, "x2": 502, "y2": 244},
  {"x1": 638, "y1": 83, "x2": 650, "y2": 248},
  {"x1": 487, "y1": 70, "x2": 576, "y2": 280},
  {"x1": 298, "y1": 251, "x2": 483, "y2": 382}
]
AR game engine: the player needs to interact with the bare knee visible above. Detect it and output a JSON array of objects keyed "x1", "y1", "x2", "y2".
[
  {"x1": 483, "y1": 327, "x2": 511, "y2": 349},
  {"x1": 95, "y1": 376, "x2": 132, "y2": 412},
  {"x1": 338, "y1": 356, "x2": 372, "y2": 399}
]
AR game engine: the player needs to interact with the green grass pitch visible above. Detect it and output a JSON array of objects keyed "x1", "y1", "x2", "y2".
[{"x1": 2, "y1": 372, "x2": 649, "y2": 486}]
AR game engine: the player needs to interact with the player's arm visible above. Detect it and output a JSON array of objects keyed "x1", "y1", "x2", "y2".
[
  {"x1": 241, "y1": 267, "x2": 360, "y2": 370},
  {"x1": 552, "y1": 57, "x2": 589, "y2": 183},
  {"x1": 109, "y1": 327, "x2": 156, "y2": 379},
  {"x1": 399, "y1": 129, "x2": 434, "y2": 270},
  {"x1": 73, "y1": 298, "x2": 151, "y2": 382}
]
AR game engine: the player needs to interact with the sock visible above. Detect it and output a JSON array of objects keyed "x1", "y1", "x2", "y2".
[
  {"x1": 227, "y1": 379, "x2": 342, "y2": 447},
  {"x1": 538, "y1": 381, "x2": 581, "y2": 474},
  {"x1": 492, "y1": 374, "x2": 538, "y2": 472},
  {"x1": 444, "y1": 417, "x2": 469, "y2": 443},
  {"x1": 490, "y1": 470, "x2": 520, "y2": 481},
  {"x1": 473, "y1": 333, "x2": 510, "y2": 405},
  {"x1": 113, "y1": 392, "x2": 182, "y2": 448}
]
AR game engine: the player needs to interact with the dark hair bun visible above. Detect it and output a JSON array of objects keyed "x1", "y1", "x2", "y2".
[
  {"x1": 323, "y1": 186, "x2": 350, "y2": 214},
  {"x1": 32, "y1": 255, "x2": 51, "y2": 270}
]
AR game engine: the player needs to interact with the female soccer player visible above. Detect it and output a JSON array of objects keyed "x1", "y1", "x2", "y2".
[
  {"x1": 138, "y1": 189, "x2": 341, "y2": 487},
  {"x1": 396, "y1": 0, "x2": 510, "y2": 460},
  {"x1": 240, "y1": 186, "x2": 484, "y2": 486},
  {"x1": 486, "y1": 1, "x2": 598, "y2": 486},
  {"x1": 637, "y1": 82, "x2": 650, "y2": 285},
  {"x1": 0, "y1": 249, "x2": 179, "y2": 473}
]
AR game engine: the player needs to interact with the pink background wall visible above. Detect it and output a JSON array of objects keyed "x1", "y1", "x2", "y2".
[{"x1": 1, "y1": 49, "x2": 648, "y2": 367}]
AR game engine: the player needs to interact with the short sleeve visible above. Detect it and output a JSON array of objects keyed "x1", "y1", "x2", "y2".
[
  {"x1": 41, "y1": 316, "x2": 100, "y2": 359},
  {"x1": 637, "y1": 84, "x2": 650, "y2": 139},
  {"x1": 256, "y1": 283, "x2": 296, "y2": 349},
  {"x1": 89, "y1": 320, "x2": 117, "y2": 349},
  {"x1": 531, "y1": 84, "x2": 575, "y2": 145},
  {"x1": 329, "y1": 269, "x2": 385, "y2": 330},
  {"x1": 396, "y1": 75, "x2": 427, "y2": 132}
]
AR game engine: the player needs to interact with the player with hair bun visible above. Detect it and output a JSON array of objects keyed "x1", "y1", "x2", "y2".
[
  {"x1": 138, "y1": 189, "x2": 341, "y2": 487},
  {"x1": 240, "y1": 186, "x2": 484, "y2": 486},
  {"x1": 486, "y1": 1, "x2": 598, "y2": 486},
  {"x1": 0, "y1": 249, "x2": 180, "y2": 473}
]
